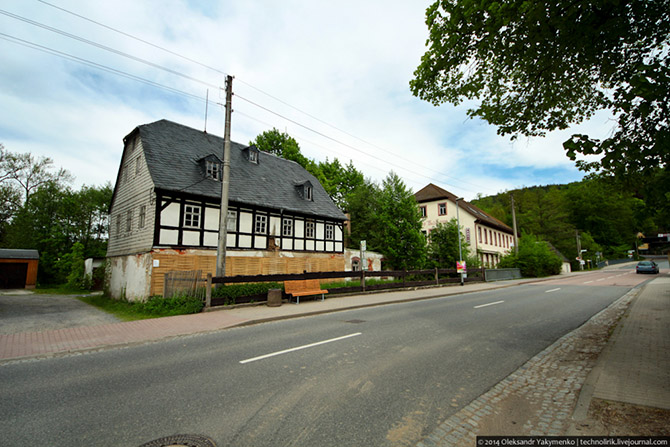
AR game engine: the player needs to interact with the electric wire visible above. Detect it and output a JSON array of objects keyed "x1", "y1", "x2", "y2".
[{"x1": 30, "y1": 0, "x2": 494, "y2": 194}]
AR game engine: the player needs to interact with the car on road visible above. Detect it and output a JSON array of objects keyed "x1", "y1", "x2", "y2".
[{"x1": 636, "y1": 260, "x2": 660, "y2": 274}]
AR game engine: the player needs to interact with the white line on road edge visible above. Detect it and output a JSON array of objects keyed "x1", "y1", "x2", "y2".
[
  {"x1": 240, "y1": 332, "x2": 362, "y2": 364},
  {"x1": 584, "y1": 281, "x2": 594, "y2": 284},
  {"x1": 474, "y1": 300, "x2": 504, "y2": 309},
  {"x1": 545, "y1": 288, "x2": 561, "y2": 293}
]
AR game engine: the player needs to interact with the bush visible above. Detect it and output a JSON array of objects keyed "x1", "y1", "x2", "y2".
[
  {"x1": 499, "y1": 234, "x2": 562, "y2": 277},
  {"x1": 211, "y1": 282, "x2": 283, "y2": 305},
  {"x1": 135, "y1": 295, "x2": 204, "y2": 316}
]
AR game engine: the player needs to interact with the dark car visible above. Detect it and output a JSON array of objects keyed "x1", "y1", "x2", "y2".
[{"x1": 636, "y1": 260, "x2": 660, "y2": 274}]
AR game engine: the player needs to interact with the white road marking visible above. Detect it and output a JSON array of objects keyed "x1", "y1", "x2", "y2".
[
  {"x1": 240, "y1": 332, "x2": 362, "y2": 364},
  {"x1": 545, "y1": 288, "x2": 561, "y2": 293},
  {"x1": 596, "y1": 278, "x2": 605, "y2": 282},
  {"x1": 584, "y1": 281, "x2": 594, "y2": 284},
  {"x1": 474, "y1": 300, "x2": 504, "y2": 309}
]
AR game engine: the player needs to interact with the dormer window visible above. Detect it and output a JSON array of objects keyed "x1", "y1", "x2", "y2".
[
  {"x1": 206, "y1": 160, "x2": 220, "y2": 180},
  {"x1": 199, "y1": 155, "x2": 222, "y2": 181},
  {"x1": 243, "y1": 145, "x2": 260, "y2": 164},
  {"x1": 296, "y1": 181, "x2": 314, "y2": 201}
]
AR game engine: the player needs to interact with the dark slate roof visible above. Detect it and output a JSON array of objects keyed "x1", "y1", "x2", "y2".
[
  {"x1": 0, "y1": 249, "x2": 39, "y2": 260},
  {"x1": 414, "y1": 183, "x2": 514, "y2": 233},
  {"x1": 132, "y1": 120, "x2": 346, "y2": 221}
]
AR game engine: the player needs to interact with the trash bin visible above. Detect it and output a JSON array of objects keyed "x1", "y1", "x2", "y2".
[{"x1": 267, "y1": 288, "x2": 282, "y2": 307}]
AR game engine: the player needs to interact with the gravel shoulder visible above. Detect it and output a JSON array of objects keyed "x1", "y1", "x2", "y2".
[{"x1": 0, "y1": 291, "x2": 120, "y2": 334}]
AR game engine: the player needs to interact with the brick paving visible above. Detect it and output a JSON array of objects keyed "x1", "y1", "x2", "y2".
[{"x1": 418, "y1": 274, "x2": 668, "y2": 446}]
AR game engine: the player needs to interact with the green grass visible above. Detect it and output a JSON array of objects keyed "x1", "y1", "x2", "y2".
[{"x1": 76, "y1": 294, "x2": 204, "y2": 321}]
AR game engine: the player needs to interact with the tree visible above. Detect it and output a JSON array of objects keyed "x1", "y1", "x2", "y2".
[
  {"x1": 375, "y1": 172, "x2": 427, "y2": 270},
  {"x1": 410, "y1": 0, "x2": 670, "y2": 177},
  {"x1": 251, "y1": 128, "x2": 310, "y2": 168},
  {"x1": 426, "y1": 220, "x2": 466, "y2": 268},
  {"x1": 499, "y1": 233, "x2": 562, "y2": 277}
]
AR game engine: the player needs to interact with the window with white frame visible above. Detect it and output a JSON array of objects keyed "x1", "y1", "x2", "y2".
[
  {"x1": 282, "y1": 217, "x2": 293, "y2": 237},
  {"x1": 184, "y1": 205, "x2": 201, "y2": 228},
  {"x1": 466, "y1": 228, "x2": 471, "y2": 243},
  {"x1": 227, "y1": 210, "x2": 237, "y2": 232},
  {"x1": 325, "y1": 223, "x2": 334, "y2": 240},
  {"x1": 420, "y1": 206, "x2": 427, "y2": 218},
  {"x1": 305, "y1": 185, "x2": 313, "y2": 201},
  {"x1": 255, "y1": 214, "x2": 267, "y2": 234},
  {"x1": 305, "y1": 220, "x2": 315, "y2": 238},
  {"x1": 438, "y1": 203, "x2": 447, "y2": 216},
  {"x1": 206, "y1": 160, "x2": 220, "y2": 180}
]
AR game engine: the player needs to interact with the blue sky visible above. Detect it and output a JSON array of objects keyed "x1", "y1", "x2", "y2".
[{"x1": 0, "y1": 0, "x2": 612, "y2": 201}]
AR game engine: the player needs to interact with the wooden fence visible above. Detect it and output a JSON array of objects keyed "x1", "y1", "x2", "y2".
[
  {"x1": 163, "y1": 270, "x2": 207, "y2": 300},
  {"x1": 203, "y1": 267, "x2": 486, "y2": 308}
]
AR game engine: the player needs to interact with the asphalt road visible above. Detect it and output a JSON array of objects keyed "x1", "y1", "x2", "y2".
[
  {"x1": 0, "y1": 268, "x2": 652, "y2": 447},
  {"x1": 0, "y1": 292, "x2": 120, "y2": 334}
]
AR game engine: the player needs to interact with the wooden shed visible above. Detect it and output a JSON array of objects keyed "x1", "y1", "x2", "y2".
[{"x1": 0, "y1": 249, "x2": 39, "y2": 289}]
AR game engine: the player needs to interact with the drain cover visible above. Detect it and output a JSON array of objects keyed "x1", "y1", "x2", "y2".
[
  {"x1": 139, "y1": 434, "x2": 216, "y2": 447},
  {"x1": 345, "y1": 319, "x2": 366, "y2": 324}
]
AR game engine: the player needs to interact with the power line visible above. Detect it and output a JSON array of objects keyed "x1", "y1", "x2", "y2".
[
  {"x1": 0, "y1": 9, "x2": 221, "y2": 91},
  {"x1": 36, "y1": 0, "x2": 228, "y2": 77},
  {"x1": 31, "y1": 0, "x2": 495, "y2": 194}
]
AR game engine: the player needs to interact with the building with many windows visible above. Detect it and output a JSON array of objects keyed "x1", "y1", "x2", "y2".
[
  {"x1": 415, "y1": 184, "x2": 515, "y2": 267},
  {"x1": 107, "y1": 120, "x2": 346, "y2": 300}
]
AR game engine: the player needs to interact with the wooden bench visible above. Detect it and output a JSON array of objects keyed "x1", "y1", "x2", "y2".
[{"x1": 284, "y1": 279, "x2": 328, "y2": 304}]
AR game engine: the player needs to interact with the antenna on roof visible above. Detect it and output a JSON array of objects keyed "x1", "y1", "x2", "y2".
[{"x1": 204, "y1": 89, "x2": 209, "y2": 133}]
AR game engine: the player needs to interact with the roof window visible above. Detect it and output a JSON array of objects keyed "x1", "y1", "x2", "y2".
[
  {"x1": 243, "y1": 145, "x2": 260, "y2": 164},
  {"x1": 296, "y1": 181, "x2": 314, "y2": 201}
]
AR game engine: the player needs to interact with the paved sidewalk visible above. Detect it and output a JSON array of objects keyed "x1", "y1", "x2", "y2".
[
  {"x1": 417, "y1": 274, "x2": 669, "y2": 446},
  {"x1": 582, "y1": 276, "x2": 670, "y2": 410},
  {"x1": 0, "y1": 277, "x2": 540, "y2": 362}
]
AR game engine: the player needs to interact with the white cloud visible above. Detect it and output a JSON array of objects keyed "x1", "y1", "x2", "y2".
[{"x1": 0, "y1": 0, "x2": 607, "y2": 202}]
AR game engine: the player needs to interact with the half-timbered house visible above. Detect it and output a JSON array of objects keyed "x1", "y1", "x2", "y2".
[{"x1": 106, "y1": 120, "x2": 347, "y2": 300}]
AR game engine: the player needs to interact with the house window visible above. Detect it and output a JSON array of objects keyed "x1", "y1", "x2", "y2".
[
  {"x1": 305, "y1": 186, "x2": 313, "y2": 201},
  {"x1": 420, "y1": 206, "x2": 427, "y2": 218},
  {"x1": 249, "y1": 151, "x2": 258, "y2": 164},
  {"x1": 206, "y1": 161, "x2": 220, "y2": 180},
  {"x1": 478, "y1": 227, "x2": 482, "y2": 243},
  {"x1": 466, "y1": 228, "x2": 471, "y2": 243},
  {"x1": 135, "y1": 155, "x2": 142, "y2": 177},
  {"x1": 126, "y1": 209, "x2": 132, "y2": 233},
  {"x1": 116, "y1": 215, "x2": 121, "y2": 237},
  {"x1": 305, "y1": 220, "x2": 315, "y2": 238},
  {"x1": 438, "y1": 203, "x2": 447, "y2": 216},
  {"x1": 255, "y1": 214, "x2": 267, "y2": 234},
  {"x1": 139, "y1": 205, "x2": 146, "y2": 229},
  {"x1": 325, "y1": 223, "x2": 334, "y2": 240},
  {"x1": 484, "y1": 229, "x2": 488, "y2": 244},
  {"x1": 227, "y1": 210, "x2": 237, "y2": 232},
  {"x1": 184, "y1": 205, "x2": 201, "y2": 228},
  {"x1": 282, "y1": 217, "x2": 293, "y2": 237}
]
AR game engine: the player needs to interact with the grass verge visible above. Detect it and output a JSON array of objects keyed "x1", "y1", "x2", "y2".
[{"x1": 76, "y1": 294, "x2": 204, "y2": 322}]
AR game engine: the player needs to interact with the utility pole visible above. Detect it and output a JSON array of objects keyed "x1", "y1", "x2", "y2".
[
  {"x1": 456, "y1": 197, "x2": 464, "y2": 286},
  {"x1": 511, "y1": 194, "x2": 519, "y2": 255},
  {"x1": 216, "y1": 75, "x2": 233, "y2": 278},
  {"x1": 576, "y1": 230, "x2": 583, "y2": 271}
]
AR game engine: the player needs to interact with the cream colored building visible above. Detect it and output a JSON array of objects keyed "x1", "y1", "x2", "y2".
[{"x1": 415, "y1": 184, "x2": 515, "y2": 267}]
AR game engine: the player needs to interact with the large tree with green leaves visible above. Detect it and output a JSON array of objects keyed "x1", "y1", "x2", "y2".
[
  {"x1": 375, "y1": 172, "x2": 427, "y2": 270},
  {"x1": 410, "y1": 0, "x2": 670, "y2": 177}
]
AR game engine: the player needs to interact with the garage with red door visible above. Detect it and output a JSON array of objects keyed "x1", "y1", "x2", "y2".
[{"x1": 0, "y1": 249, "x2": 39, "y2": 289}]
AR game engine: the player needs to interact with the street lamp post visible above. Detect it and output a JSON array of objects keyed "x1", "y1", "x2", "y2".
[{"x1": 456, "y1": 197, "x2": 464, "y2": 286}]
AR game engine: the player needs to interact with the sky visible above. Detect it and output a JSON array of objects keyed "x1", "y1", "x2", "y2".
[{"x1": 0, "y1": 0, "x2": 614, "y2": 201}]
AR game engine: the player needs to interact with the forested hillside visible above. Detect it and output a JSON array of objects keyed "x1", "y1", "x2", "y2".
[{"x1": 471, "y1": 175, "x2": 666, "y2": 267}]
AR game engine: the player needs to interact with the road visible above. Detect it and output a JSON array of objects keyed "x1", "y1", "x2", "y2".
[{"x1": 0, "y1": 266, "x2": 656, "y2": 447}]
